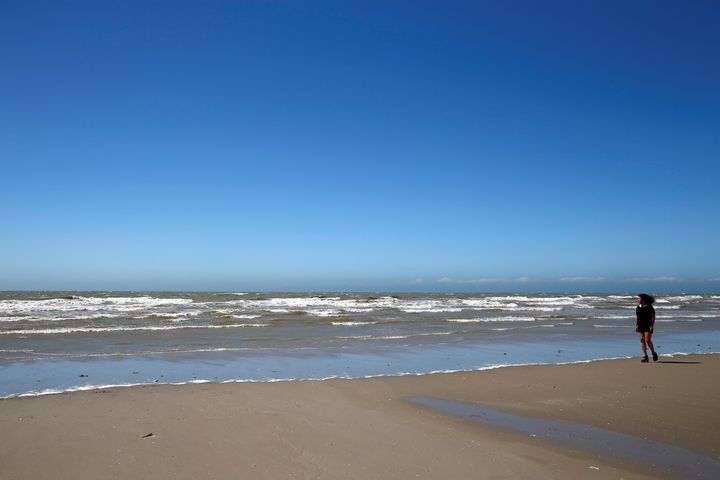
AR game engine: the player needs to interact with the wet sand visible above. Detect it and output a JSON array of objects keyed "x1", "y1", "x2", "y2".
[{"x1": 1, "y1": 354, "x2": 718, "y2": 479}]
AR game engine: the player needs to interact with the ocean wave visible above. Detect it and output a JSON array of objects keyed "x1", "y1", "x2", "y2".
[
  {"x1": 224, "y1": 296, "x2": 397, "y2": 310},
  {"x1": 509, "y1": 306, "x2": 563, "y2": 312},
  {"x1": 445, "y1": 316, "x2": 535, "y2": 323},
  {"x1": 0, "y1": 294, "x2": 614, "y2": 321},
  {"x1": 136, "y1": 311, "x2": 204, "y2": 318},
  {"x1": 483, "y1": 296, "x2": 575, "y2": 303},
  {"x1": 399, "y1": 307, "x2": 465, "y2": 313},
  {"x1": 0, "y1": 310, "x2": 206, "y2": 322},
  {"x1": 460, "y1": 300, "x2": 519, "y2": 308},
  {"x1": 661, "y1": 295, "x2": 704, "y2": 302},
  {"x1": 211, "y1": 310, "x2": 262, "y2": 319},
  {"x1": 0, "y1": 315, "x2": 36, "y2": 322},
  {"x1": 330, "y1": 321, "x2": 378, "y2": 326},
  {"x1": 6, "y1": 346, "x2": 271, "y2": 361},
  {"x1": 481, "y1": 296, "x2": 597, "y2": 307},
  {"x1": 656, "y1": 319, "x2": 702, "y2": 323},
  {"x1": 0, "y1": 295, "x2": 194, "y2": 312},
  {"x1": 620, "y1": 305, "x2": 682, "y2": 310},
  {"x1": 313, "y1": 310, "x2": 344, "y2": 317},
  {"x1": 338, "y1": 331, "x2": 455, "y2": 341},
  {"x1": 0, "y1": 323, "x2": 268, "y2": 335}
]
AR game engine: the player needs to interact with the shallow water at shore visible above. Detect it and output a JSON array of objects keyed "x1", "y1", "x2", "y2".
[{"x1": 409, "y1": 397, "x2": 720, "y2": 479}]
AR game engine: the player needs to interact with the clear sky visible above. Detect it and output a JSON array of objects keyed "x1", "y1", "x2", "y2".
[{"x1": 1, "y1": 0, "x2": 719, "y2": 292}]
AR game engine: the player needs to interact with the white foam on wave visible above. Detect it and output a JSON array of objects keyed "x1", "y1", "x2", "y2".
[
  {"x1": 0, "y1": 315, "x2": 36, "y2": 322},
  {"x1": 399, "y1": 307, "x2": 465, "y2": 313},
  {"x1": 1, "y1": 323, "x2": 268, "y2": 335},
  {"x1": 314, "y1": 310, "x2": 344, "y2": 317},
  {"x1": 1, "y1": 383, "x2": 145, "y2": 399},
  {"x1": 225, "y1": 296, "x2": 397, "y2": 314},
  {"x1": 402, "y1": 298, "x2": 567, "y2": 313},
  {"x1": 481, "y1": 296, "x2": 596, "y2": 308},
  {"x1": 330, "y1": 321, "x2": 378, "y2": 326},
  {"x1": 338, "y1": 331, "x2": 454, "y2": 341},
  {"x1": 460, "y1": 299, "x2": 519, "y2": 309},
  {"x1": 483, "y1": 296, "x2": 570, "y2": 303},
  {"x1": 662, "y1": 295, "x2": 704, "y2": 302},
  {"x1": 621, "y1": 305, "x2": 682, "y2": 310},
  {"x1": 1, "y1": 313, "x2": 131, "y2": 322},
  {"x1": 0, "y1": 310, "x2": 206, "y2": 323},
  {"x1": 212, "y1": 310, "x2": 262, "y2": 319},
  {"x1": 1, "y1": 378, "x2": 209, "y2": 400},
  {"x1": 11, "y1": 346, "x2": 267, "y2": 360},
  {"x1": 656, "y1": 319, "x2": 702, "y2": 322},
  {"x1": 136, "y1": 311, "x2": 204, "y2": 319},
  {"x1": 0, "y1": 294, "x2": 613, "y2": 324},
  {"x1": 360, "y1": 296, "x2": 576, "y2": 313},
  {"x1": 445, "y1": 316, "x2": 535, "y2": 323},
  {"x1": 0, "y1": 296, "x2": 195, "y2": 314},
  {"x1": 509, "y1": 306, "x2": 563, "y2": 312}
]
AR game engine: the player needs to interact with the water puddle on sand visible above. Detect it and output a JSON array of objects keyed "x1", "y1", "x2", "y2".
[{"x1": 407, "y1": 397, "x2": 720, "y2": 479}]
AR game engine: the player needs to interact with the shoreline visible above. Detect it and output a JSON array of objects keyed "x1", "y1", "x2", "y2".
[
  {"x1": 2, "y1": 354, "x2": 719, "y2": 479},
  {"x1": 3, "y1": 349, "x2": 717, "y2": 400}
]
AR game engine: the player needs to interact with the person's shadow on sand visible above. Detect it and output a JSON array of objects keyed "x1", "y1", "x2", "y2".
[{"x1": 658, "y1": 361, "x2": 701, "y2": 364}]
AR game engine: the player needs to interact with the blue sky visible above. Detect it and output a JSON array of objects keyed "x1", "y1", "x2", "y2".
[{"x1": 1, "y1": 0, "x2": 719, "y2": 292}]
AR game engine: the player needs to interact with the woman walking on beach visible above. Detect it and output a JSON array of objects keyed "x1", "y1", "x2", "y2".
[{"x1": 636, "y1": 293, "x2": 658, "y2": 362}]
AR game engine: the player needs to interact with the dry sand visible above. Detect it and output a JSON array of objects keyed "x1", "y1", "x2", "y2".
[{"x1": 1, "y1": 354, "x2": 718, "y2": 479}]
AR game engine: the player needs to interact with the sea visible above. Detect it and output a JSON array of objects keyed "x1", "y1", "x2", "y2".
[{"x1": 2, "y1": 292, "x2": 719, "y2": 398}]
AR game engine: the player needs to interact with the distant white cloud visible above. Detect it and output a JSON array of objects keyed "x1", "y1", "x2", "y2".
[
  {"x1": 623, "y1": 276, "x2": 679, "y2": 282},
  {"x1": 437, "y1": 276, "x2": 528, "y2": 284},
  {"x1": 437, "y1": 277, "x2": 500, "y2": 284},
  {"x1": 559, "y1": 276, "x2": 606, "y2": 282},
  {"x1": 708, "y1": 277, "x2": 720, "y2": 282},
  {"x1": 409, "y1": 277, "x2": 424, "y2": 284}
]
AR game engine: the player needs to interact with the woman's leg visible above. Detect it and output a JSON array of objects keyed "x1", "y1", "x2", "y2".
[
  {"x1": 645, "y1": 332, "x2": 657, "y2": 360},
  {"x1": 639, "y1": 332, "x2": 648, "y2": 357}
]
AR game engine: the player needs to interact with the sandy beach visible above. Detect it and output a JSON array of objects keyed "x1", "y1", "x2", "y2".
[{"x1": 2, "y1": 354, "x2": 718, "y2": 479}]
